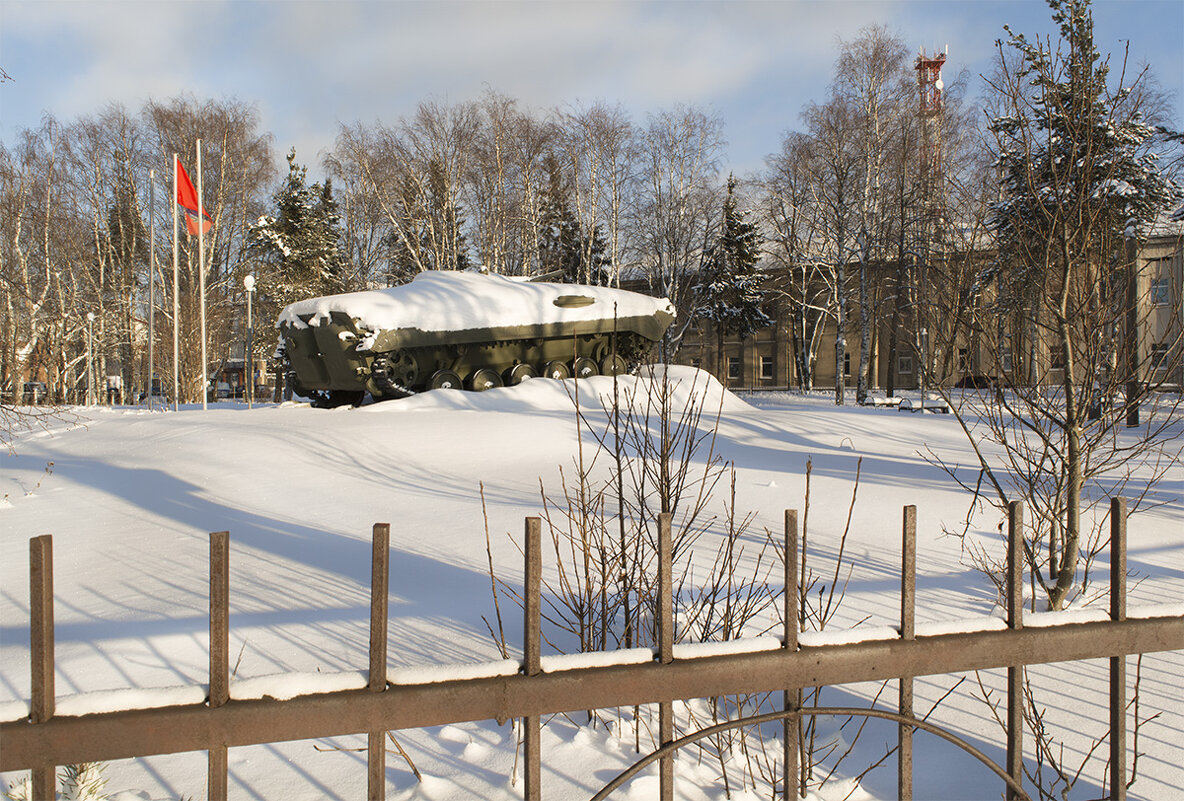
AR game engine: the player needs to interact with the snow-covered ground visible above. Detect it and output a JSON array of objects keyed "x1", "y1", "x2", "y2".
[{"x1": 2, "y1": 370, "x2": 1181, "y2": 800}]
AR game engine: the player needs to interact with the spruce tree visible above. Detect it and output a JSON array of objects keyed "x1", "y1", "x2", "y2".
[
  {"x1": 696, "y1": 175, "x2": 772, "y2": 378},
  {"x1": 982, "y1": 0, "x2": 1179, "y2": 609},
  {"x1": 537, "y1": 152, "x2": 611, "y2": 284},
  {"x1": 538, "y1": 152, "x2": 582, "y2": 279},
  {"x1": 250, "y1": 148, "x2": 348, "y2": 314},
  {"x1": 424, "y1": 158, "x2": 472, "y2": 272},
  {"x1": 578, "y1": 223, "x2": 611, "y2": 286}
]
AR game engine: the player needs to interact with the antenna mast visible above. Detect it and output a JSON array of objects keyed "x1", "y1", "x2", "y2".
[
  {"x1": 915, "y1": 45, "x2": 947, "y2": 245},
  {"x1": 910, "y1": 46, "x2": 948, "y2": 392}
]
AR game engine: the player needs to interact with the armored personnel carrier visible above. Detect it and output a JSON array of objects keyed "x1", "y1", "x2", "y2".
[{"x1": 276, "y1": 270, "x2": 675, "y2": 406}]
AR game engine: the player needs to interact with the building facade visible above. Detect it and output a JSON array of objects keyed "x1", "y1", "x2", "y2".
[{"x1": 672, "y1": 222, "x2": 1183, "y2": 394}]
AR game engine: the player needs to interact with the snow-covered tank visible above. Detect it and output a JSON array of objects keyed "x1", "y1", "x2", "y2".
[{"x1": 276, "y1": 270, "x2": 675, "y2": 406}]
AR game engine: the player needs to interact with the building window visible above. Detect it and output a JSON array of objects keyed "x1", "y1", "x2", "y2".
[
  {"x1": 760, "y1": 355, "x2": 774, "y2": 381},
  {"x1": 958, "y1": 347, "x2": 970, "y2": 373},
  {"x1": 898, "y1": 355, "x2": 914, "y2": 375},
  {"x1": 1151, "y1": 278, "x2": 1170, "y2": 306},
  {"x1": 843, "y1": 352, "x2": 851, "y2": 377},
  {"x1": 728, "y1": 357, "x2": 741, "y2": 381},
  {"x1": 1001, "y1": 350, "x2": 1014, "y2": 373},
  {"x1": 1050, "y1": 347, "x2": 1065, "y2": 371},
  {"x1": 1150, "y1": 343, "x2": 1171, "y2": 373}
]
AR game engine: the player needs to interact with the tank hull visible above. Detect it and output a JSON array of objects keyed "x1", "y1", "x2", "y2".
[{"x1": 276, "y1": 271, "x2": 673, "y2": 404}]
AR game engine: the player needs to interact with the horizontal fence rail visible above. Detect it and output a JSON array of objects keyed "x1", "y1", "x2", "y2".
[
  {"x1": 4, "y1": 615, "x2": 1181, "y2": 769},
  {"x1": 3, "y1": 498, "x2": 1182, "y2": 801}
]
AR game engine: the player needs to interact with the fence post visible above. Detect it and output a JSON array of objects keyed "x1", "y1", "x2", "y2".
[
  {"x1": 1006, "y1": 502, "x2": 1024, "y2": 801},
  {"x1": 899, "y1": 505, "x2": 917, "y2": 801},
  {"x1": 658, "y1": 512, "x2": 674, "y2": 801},
  {"x1": 524, "y1": 517, "x2": 542, "y2": 801},
  {"x1": 369, "y1": 523, "x2": 391, "y2": 801},
  {"x1": 782, "y1": 510, "x2": 801, "y2": 800},
  {"x1": 1109, "y1": 498, "x2": 1127, "y2": 801},
  {"x1": 30, "y1": 535, "x2": 56, "y2": 800},
  {"x1": 209, "y1": 531, "x2": 230, "y2": 801}
]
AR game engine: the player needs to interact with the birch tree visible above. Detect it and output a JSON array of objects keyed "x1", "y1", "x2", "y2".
[
  {"x1": 634, "y1": 106, "x2": 725, "y2": 356},
  {"x1": 834, "y1": 26, "x2": 912, "y2": 403},
  {"x1": 801, "y1": 96, "x2": 860, "y2": 403},
  {"x1": 762, "y1": 134, "x2": 829, "y2": 390}
]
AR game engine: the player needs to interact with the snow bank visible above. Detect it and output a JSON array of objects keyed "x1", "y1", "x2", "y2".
[
  {"x1": 357, "y1": 364, "x2": 752, "y2": 416},
  {"x1": 277, "y1": 270, "x2": 674, "y2": 333}
]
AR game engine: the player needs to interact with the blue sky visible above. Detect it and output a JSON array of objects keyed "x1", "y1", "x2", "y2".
[{"x1": 2, "y1": 0, "x2": 1181, "y2": 177}]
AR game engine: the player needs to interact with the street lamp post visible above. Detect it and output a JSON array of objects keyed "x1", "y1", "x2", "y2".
[
  {"x1": 244, "y1": 274, "x2": 256, "y2": 409},
  {"x1": 86, "y1": 312, "x2": 96, "y2": 406}
]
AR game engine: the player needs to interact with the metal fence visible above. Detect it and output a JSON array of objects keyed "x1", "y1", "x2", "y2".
[{"x1": 3, "y1": 498, "x2": 1182, "y2": 800}]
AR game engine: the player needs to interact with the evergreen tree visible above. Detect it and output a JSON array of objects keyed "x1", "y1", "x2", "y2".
[
  {"x1": 696, "y1": 175, "x2": 772, "y2": 377},
  {"x1": 538, "y1": 152, "x2": 582, "y2": 279},
  {"x1": 981, "y1": 0, "x2": 1179, "y2": 610},
  {"x1": 578, "y1": 223, "x2": 611, "y2": 286},
  {"x1": 250, "y1": 149, "x2": 348, "y2": 312},
  {"x1": 424, "y1": 158, "x2": 472, "y2": 272},
  {"x1": 537, "y1": 152, "x2": 611, "y2": 284}
]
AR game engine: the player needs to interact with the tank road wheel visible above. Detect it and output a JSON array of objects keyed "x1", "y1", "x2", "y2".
[
  {"x1": 505, "y1": 363, "x2": 538, "y2": 386},
  {"x1": 542, "y1": 360, "x2": 571, "y2": 381},
  {"x1": 572, "y1": 357, "x2": 599, "y2": 379},
  {"x1": 600, "y1": 353, "x2": 629, "y2": 376},
  {"x1": 372, "y1": 351, "x2": 419, "y2": 398},
  {"x1": 429, "y1": 369, "x2": 462, "y2": 390},
  {"x1": 469, "y1": 367, "x2": 504, "y2": 392}
]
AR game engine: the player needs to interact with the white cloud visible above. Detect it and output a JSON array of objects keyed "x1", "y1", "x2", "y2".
[{"x1": 3, "y1": 0, "x2": 1180, "y2": 172}]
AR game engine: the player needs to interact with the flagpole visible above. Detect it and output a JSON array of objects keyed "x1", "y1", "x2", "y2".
[
  {"x1": 197, "y1": 139, "x2": 208, "y2": 411},
  {"x1": 172, "y1": 154, "x2": 180, "y2": 411},
  {"x1": 148, "y1": 168, "x2": 155, "y2": 412}
]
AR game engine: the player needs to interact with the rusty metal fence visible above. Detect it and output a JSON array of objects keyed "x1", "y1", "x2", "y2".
[{"x1": 3, "y1": 498, "x2": 1182, "y2": 800}]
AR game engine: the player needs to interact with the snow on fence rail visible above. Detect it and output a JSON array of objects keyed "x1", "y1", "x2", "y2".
[{"x1": 2, "y1": 501, "x2": 1183, "y2": 801}]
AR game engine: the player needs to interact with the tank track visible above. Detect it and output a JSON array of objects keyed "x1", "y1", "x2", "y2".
[{"x1": 365, "y1": 332, "x2": 649, "y2": 401}]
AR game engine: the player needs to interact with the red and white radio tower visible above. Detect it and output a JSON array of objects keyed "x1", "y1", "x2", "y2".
[
  {"x1": 910, "y1": 46, "x2": 947, "y2": 393},
  {"x1": 915, "y1": 46, "x2": 948, "y2": 243}
]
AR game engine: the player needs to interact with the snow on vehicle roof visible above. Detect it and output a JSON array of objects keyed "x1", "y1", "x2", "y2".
[{"x1": 277, "y1": 270, "x2": 674, "y2": 332}]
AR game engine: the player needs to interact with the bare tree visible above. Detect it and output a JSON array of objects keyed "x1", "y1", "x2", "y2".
[
  {"x1": 558, "y1": 102, "x2": 638, "y2": 286},
  {"x1": 324, "y1": 144, "x2": 393, "y2": 289},
  {"x1": 801, "y1": 95, "x2": 860, "y2": 403},
  {"x1": 834, "y1": 25, "x2": 913, "y2": 404},
  {"x1": 144, "y1": 95, "x2": 274, "y2": 401},
  {"x1": 1, "y1": 117, "x2": 82, "y2": 402},
  {"x1": 633, "y1": 106, "x2": 726, "y2": 356},
  {"x1": 64, "y1": 104, "x2": 151, "y2": 403},
  {"x1": 762, "y1": 133, "x2": 829, "y2": 390}
]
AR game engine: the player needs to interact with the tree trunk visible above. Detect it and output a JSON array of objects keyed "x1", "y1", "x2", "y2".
[
  {"x1": 857, "y1": 253, "x2": 871, "y2": 404},
  {"x1": 834, "y1": 262, "x2": 846, "y2": 405}
]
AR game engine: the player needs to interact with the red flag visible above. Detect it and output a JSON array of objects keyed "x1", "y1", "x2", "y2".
[{"x1": 175, "y1": 156, "x2": 213, "y2": 236}]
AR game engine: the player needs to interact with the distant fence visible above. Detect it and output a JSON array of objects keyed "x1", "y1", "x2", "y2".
[{"x1": 3, "y1": 499, "x2": 1182, "y2": 801}]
